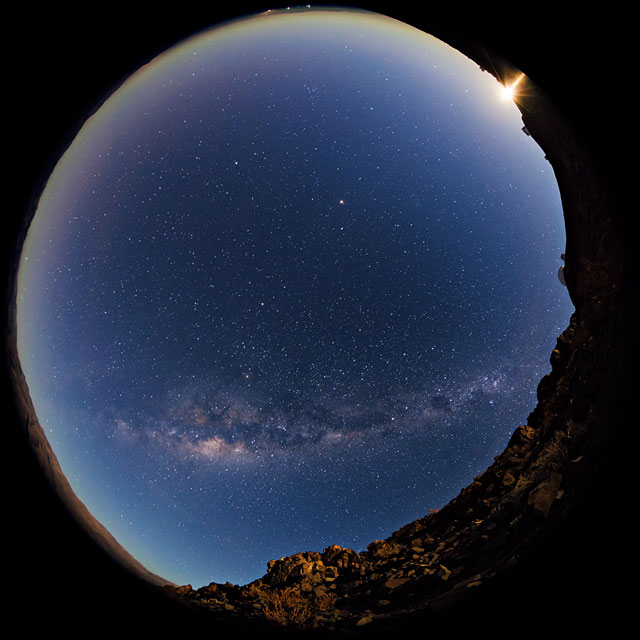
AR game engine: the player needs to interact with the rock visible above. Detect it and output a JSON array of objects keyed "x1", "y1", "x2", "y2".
[
  {"x1": 507, "y1": 424, "x2": 537, "y2": 452},
  {"x1": 356, "y1": 613, "x2": 374, "y2": 626},
  {"x1": 437, "y1": 565, "x2": 451, "y2": 581},
  {"x1": 324, "y1": 544, "x2": 343, "y2": 554},
  {"x1": 323, "y1": 566, "x2": 339, "y2": 581},
  {"x1": 528, "y1": 472, "x2": 563, "y2": 516},
  {"x1": 384, "y1": 577, "x2": 410, "y2": 590},
  {"x1": 198, "y1": 582, "x2": 219, "y2": 595},
  {"x1": 264, "y1": 552, "x2": 327, "y2": 585},
  {"x1": 464, "y1": 573, "x2": 483, "y2": 587},
  {"x1": 368, "y1": 539, "x2": 402, "y2": 558},
  {"x1": 323, "y1": 546, "x2": 361, "y2": 570},
  {"x1": 300, "y1": 560, "x2": 324, "y2": 576}
]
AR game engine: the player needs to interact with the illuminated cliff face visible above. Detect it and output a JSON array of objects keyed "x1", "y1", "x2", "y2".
[{"x1": 14, "y1": 8, "x2": 571, "y2": 589}]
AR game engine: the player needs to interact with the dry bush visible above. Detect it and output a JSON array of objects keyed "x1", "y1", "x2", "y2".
[{"x1": 260, "y1": 586, "x2": 337, "y2": 627}]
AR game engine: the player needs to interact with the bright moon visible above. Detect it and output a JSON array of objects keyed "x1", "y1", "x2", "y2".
[{"x1": 501, "y1": 72, "x2": 525, "y2": 100}]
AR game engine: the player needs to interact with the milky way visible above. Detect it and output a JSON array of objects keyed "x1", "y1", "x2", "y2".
[{"x1": 17, "y1": 8, "x2": 573, "y2": 587}]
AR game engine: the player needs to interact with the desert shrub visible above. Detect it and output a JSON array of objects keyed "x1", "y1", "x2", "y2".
[{"x1": 260, "y1": 586, "x2": 337, "y2": 627}]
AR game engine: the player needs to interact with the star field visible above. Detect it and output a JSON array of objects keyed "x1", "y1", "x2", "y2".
[{"x1": 17, "y1": 9, "x2": 573, "y2": 587}]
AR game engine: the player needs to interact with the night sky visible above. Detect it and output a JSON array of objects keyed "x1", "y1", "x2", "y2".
[{"x1": 17, "y1": 8, "x2": 573, "y2": 587}]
